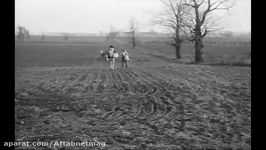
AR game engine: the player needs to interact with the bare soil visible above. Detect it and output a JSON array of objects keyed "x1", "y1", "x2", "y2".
[{"x1": 15, "y1": 42, "x2": 251, "y2": 149}]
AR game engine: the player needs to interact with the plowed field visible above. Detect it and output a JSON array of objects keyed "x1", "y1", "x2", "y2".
[{"x1": 15, "y1": 42, "x2": 251, "y2": 149}]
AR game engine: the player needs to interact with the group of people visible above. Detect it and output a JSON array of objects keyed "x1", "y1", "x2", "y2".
[{"x1": 100, "y1": 45, "x2": 130, "y2": 69}]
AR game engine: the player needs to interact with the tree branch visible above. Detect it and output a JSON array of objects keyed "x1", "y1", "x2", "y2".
[
  {"x1": 183, "y1": 3, "x2": 195, "y2": 8},
  {"x1": 209, "y1": 0, "x2": 232, "y2": 11}
]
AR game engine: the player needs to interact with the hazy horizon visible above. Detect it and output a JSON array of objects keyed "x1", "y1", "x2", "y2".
[{"x1": 15, "y1": 0, "x2": 251, "y2": 35}]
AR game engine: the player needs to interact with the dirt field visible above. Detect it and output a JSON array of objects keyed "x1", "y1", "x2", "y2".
[{"x1": 15, "y1": 41, "x2": 251, "y2": 149}]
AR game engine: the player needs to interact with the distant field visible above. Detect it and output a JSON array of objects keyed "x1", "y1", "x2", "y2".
[
  {"x1": 15, "y1": 38, "x2": 250, "y2": 149},
  {"x1": 15, "y1": 43, "x2": 102, "y2": 67},
  {"x1": 139, "y1": 41, "x2": 251, "y2": 65},
  {"x1": 17, "y1": 35, "x2": 251, "y2": 64}
]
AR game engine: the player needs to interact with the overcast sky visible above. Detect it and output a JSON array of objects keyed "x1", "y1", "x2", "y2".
[{"x1": 15, "y1": 0, "x2": 251, "y2": 34}]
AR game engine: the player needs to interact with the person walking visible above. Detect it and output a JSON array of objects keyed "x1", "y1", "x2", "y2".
[
  {"x1": 121, "y1": 49, "x2": 129, "y2": 67},
  {"x1": 107, "y1": 45, "x2": 118, "y2": 69}
]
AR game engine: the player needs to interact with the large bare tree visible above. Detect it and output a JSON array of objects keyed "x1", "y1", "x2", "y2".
[
  {"x1": 154, "y1": 0, "x2": 187, "y2": 59},
  {"x1": 182, "y1": 0, "x2": 234, "y2": 62}
]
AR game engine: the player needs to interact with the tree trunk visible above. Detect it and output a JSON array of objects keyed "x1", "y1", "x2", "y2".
[
  {"x1": 132, "y1": 31, "x2": 136, "y2": 48},
  {"x1": 194, "y1": 39, "x2": 204, "y2": 63},
  {"x1": 175, "y1": 44, "x2": 181, "y2": 59},
  {"x1": 133, "y1": 37, "x2": 136, "y2": 48},
  {"x1": 175, "y1": 27, "x2": 182, "y2": 59}
]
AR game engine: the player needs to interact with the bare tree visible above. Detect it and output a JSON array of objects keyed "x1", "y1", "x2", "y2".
[
  {"x1": 17, "y1": 26, "x2": 23, "y2": 41},
  {"x1": 17, "y1": 26, "x2": 29, "y2": 42},
  {"x1": 153, "y1": 0, "x2": 187, "y2": 59},
  {"x1": 182, "y1": 0, "x2": 234, "y2": 62},
  {"x1": 106, "y1": 25, "x2": 119, "y2": 42},
  {"x1": 129, "y1": 17, "x2": 138, "y2": 48}
]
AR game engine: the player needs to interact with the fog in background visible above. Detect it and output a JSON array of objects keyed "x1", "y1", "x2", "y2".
[{"x1": 15, "y1": 0, "x2": 251, "y2": 35}]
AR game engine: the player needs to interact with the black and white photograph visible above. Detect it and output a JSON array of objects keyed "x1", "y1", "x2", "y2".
[{"x1": 14, "y1": 0, "x2": 251, "y2": 149}]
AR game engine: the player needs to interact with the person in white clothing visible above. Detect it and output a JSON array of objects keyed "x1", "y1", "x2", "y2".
[{"x1": 107, "y1": 45, "x2": 118, "y2": 69}]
